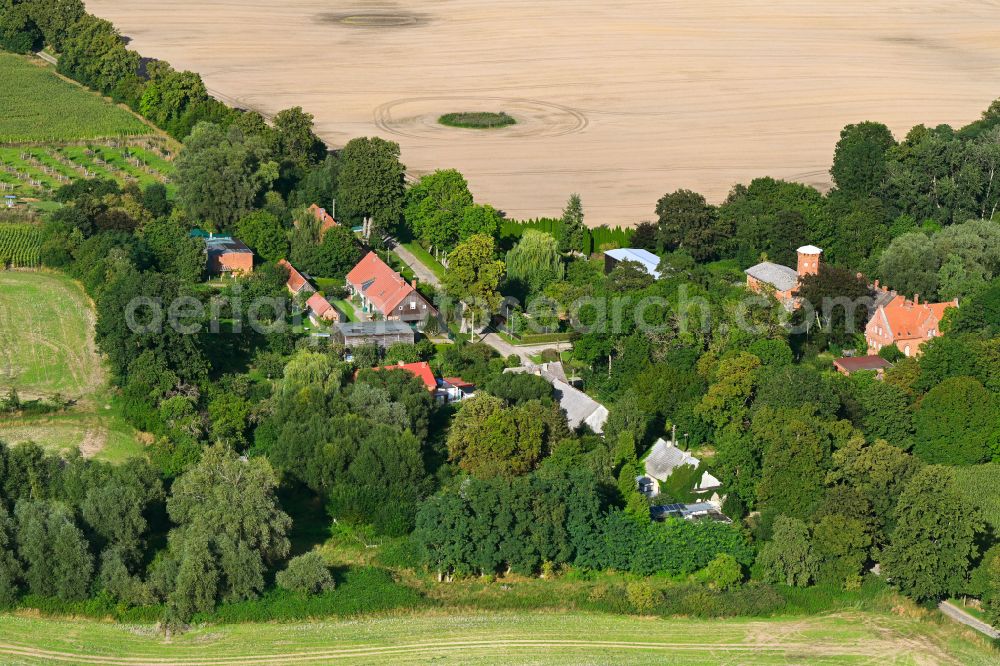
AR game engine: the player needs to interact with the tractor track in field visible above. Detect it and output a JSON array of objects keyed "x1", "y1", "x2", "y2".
[{"x1": 0, "y1": 635, "x2": 962, "y2": 665}]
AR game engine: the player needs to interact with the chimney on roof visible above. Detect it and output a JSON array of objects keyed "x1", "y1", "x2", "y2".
[
  {"x1": 397, "y1": 360, "x2": 405, "y2": 367},
  {"x1": 914, "y1": 294, "x2": 919, "y2": 305},
  {"x1": 411, "y1": 278, "x2": 418, "y2": 289},
  {"x1": 874, "y1": 279, "x2": 879, "y2": 289}
]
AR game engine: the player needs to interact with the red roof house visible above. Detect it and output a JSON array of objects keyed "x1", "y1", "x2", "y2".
[
  {"x1": 278, "y1": 259, "x2": 314, "y2": 296},
  {"x1": 345, "y1": 252, "x2": 436, "y2": 324},
  {"x1": 372, "y1": 361, "x2": 438, "y2": 391},
  {"x1": 306, "y1": 292, "x2": 340, "y2": 323},
  {"x1": 865, "y1": 293, "x2": 958, "y2": 357},
  {"x1": 307, "y1": 204, "x2": 339, "y2": 235}
]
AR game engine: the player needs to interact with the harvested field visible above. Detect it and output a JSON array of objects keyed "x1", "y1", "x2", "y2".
[
  {"x1": 85, "y1": 1, "x2": 1000, "y2": 225},
  {"x1": 0, "y1": 609, "x2": 996, "y2": 664}
]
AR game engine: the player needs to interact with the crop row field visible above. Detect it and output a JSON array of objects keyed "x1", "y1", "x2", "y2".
[
  {"x1": 0, "y1": 223, "x2": 40, "y2": 268},
  {"x1": 0, "y1": 141, "x2": 174, "y2": 198},
  {"x1": 0, "y1": 52, "x2": 152, "y2": 143}
]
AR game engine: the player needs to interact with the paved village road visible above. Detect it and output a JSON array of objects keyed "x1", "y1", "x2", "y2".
[
  {"x1": 938, "y1": 601, "x2": 1000, "y2": 639},
  {"x1": 389, "y1": 240, "x2": 442, "y2": 288}
]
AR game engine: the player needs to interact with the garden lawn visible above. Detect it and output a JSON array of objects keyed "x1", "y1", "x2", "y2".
[
  {"x1": 0, "y1": 608, "x2": 994, "y2": 664},
  {"x1": 0, "y1": 53, "x2": 153, "y2": 142}
]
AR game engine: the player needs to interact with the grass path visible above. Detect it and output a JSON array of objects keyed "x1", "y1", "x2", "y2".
[{"x1": 0, "y1": 610, "x2": 994, "y2": 665}]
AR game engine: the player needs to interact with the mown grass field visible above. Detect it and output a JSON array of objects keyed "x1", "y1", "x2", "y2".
[
  {"x1": 0, "y1": 271, "x2": 100, "y2": 397},
  {"x1": 0, "y1": 608, "x2": 994, "y2": 665},
  {"x1": 0, "y1": 52, "x2": 151, "y2": 142},
  {"x1": 0, "y1": 271, "x2": 144, "y2": 461}
]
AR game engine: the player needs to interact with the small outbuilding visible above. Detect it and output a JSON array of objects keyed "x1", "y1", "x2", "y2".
[
  {"x1": 604, "y1": 248, "x2": 662, "y2": 279},
  {"x1": 335, "y1": 320, "x2": 415, "y2": 349},
  {"x1": 832, "y1": 355, "x2": 893, "y2": 376}
]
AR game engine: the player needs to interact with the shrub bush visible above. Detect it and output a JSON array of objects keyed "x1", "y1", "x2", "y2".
[{"x1": 275, "y1": 552, "x2": 335, "y2": 594}]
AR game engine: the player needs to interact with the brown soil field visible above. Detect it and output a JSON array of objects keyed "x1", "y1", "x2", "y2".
[{"x1": 86, "y1": 0, "x2": 1000, "y2": 226}]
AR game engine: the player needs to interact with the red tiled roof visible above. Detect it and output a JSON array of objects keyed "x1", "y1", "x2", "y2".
[
  {"x1": 879, "y1": 295, "x2": 955, "y2": 340},
  {"x1": 373, "y1": 361, "x2": 438, "y2": 391},
  {"x1": 308, "y1": 204, "x2": 339, "y2": 234},
  {"x1": 278, "y1": 259, "x2": 311, "y2": 294},
  {"x1": 442, "y1": 377, "x2": 475, "y2": 389},
  {"x1": 833, "y1": 356, "x2": 892, "y2": 374},
  {"x1": 306, "y1": 292, "x2": 336, "y2": 320},
  {"x1": 346, "y1": 252, "x2": 415, "y2": 315}
]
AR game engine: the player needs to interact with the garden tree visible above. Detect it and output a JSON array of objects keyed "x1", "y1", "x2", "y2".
[
  {"x1": 811, "y1": 515, "x2": 871, "y2": 588},
  {"x1": 142, "y1": 183, "x2": 171, "y2": 218},
  {"x1": 795, "y1": 264, "x2": 871, "y2": 347},
  {"x1": 257, "y1": 376, "x2": 428, "y2": 534},
  {"x1": 654, "y1": 189, "x2": 721, "y2": 262},
  {"x1": 718, "y1": 177, "x2": 829, "y2": 267},
  {"x1": 747, "y1": 338, "x2": 793, "y2": 368},
  {"x1": 207, "y1": 393, "x2": 252, "y2": 448},
  {"x1": 695, "y1": 352, "x2": 761, "y2": 433},
  {"x1": 457, "y1": 203, "x2": 502, "y2": 243},
  {"x1": 912, "y1": 335, "x2": 981, "y2": 392},
  {"x1": 830, "y1": 121, "x2": 897, "y2": 199},
  {"x1": 140, "y1": 216, "x2": 204, "y2": 282},
  {"x1": 236, "y1": 210, "x2": 288, "y2": 262},
  {"x1": 290, "y1": 154, "x2": 340, "y2": 209},
  {"x1": 415, "y1": 470, "x2": 605, "y2": 577},
  {"x1": 603, "y1": 390, "x2": 652, "y2": 449},
  {"x1": 482, "y1": 373, "x2": 553, "y2": 405},
  {"x1": 754, "y1": 516, "x2": 817, "y2": 587},
  {"x1": 505, "y1": 229, "x2": 564, "y2": 298},
  {"x1": 290, "y1": 223, "x2": 361, "y2": 279},
  {"x1": 591, "y1": 510, "x2": 754, "y2": 576},
  {"x1": 882, "y1": 466, "x2": 984, "y2": 601},
  {"x1": 950, "y1": 277, "x2": 1000, "y2": 337},
  {"x1": 606, "y1": 260, "x2": 654, "y2": 293},
  {"x1": 163, "y1": 446, "x2": 291, "y2": 615},
  {"x1": 94, "y1": 265, "x2": 210, "y2": 384},
  {"x1": 754, "y1": 407, "x2": 835, "y2": 520},
  {"x1": 175, "y1": 123, "x2": 274, "y2": 228},
  {"x1": 272, "y1": 106, "x2": 326, "y2": 173},
  {"x1": 754, "y1": 365, "x2": 840, "y2": 419},
  {"x1": 632, "y1": 362, "x2": 708, "y2": 446},
  {"x1": 630, "y1": 221, "x2": 659, "y2": 251},
  {"x1": 275, "y1": 552, "x2": 334, "y2": 594},
  {"x1": 0, "y1": 504, "x2": 22, "y2": 606},
  {"x1": 848, "y1": 374, "x2": 914, "y2": 450},
  {"x1": 878, "y1": 343, "x2": 904, "y2": 362},
  {"x1": 354, "y1": 368, "x2": 437, "y2": 441},
  {"x1": 404, "y1": 169, "x2": 474, "y2": 253},
  {"x1": 446, "y1": 395, "x2": 550, "y2": 478},
  {"x1": 877, "y1": 231, "x2": 939, "y2": 299},
  {"x1": 698, "y1": 553, "x2": 743, "y2": 590},
  {"x1": 559, "y1": 194, "x2": 586, "y2": 254},
  {"x1": 913, "y1": 376, "x2": 999, "y2": 464},
  {"x1": 337, "y1": 137, "x2": 406, "y2": 238},
  {"x1": 443, "y1": 234, "x2": 506, "y2": 314}
]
